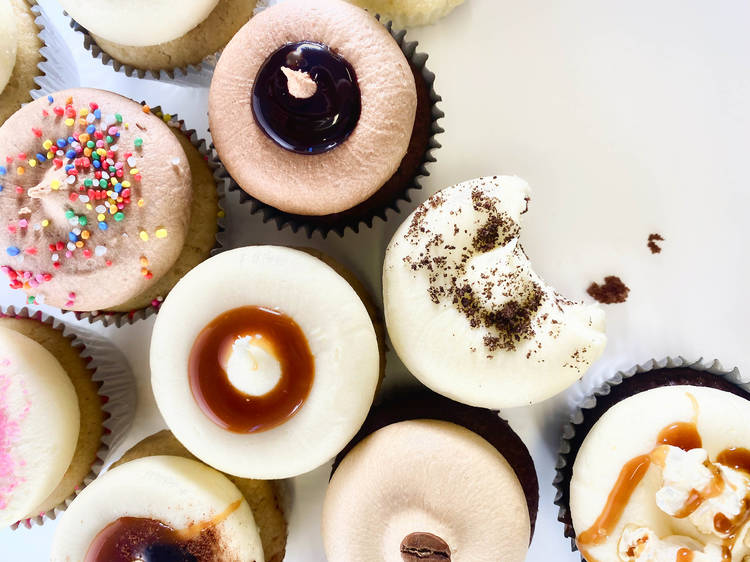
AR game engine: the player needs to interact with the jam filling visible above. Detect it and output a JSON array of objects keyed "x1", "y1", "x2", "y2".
[
  {"x1": 188, "y1": 306, "x2": 315, "y2": 433},
  {"x1": 252, "y1": 41, "x2": 361, "y2": 155}
]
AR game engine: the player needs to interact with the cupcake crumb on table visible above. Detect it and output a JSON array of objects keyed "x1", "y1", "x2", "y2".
[
  {"x1": 586, "y1": 275, "x2": 630, "y2": 305},
  {"x1": 647, "y1": 232, "x2": 664, "y2": 254}
]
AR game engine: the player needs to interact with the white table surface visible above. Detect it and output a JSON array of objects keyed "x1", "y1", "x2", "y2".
[{"x1": 1, "y1": 0, "x2": 749, "y2": 560}]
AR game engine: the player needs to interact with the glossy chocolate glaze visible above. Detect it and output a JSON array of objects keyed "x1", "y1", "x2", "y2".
[
  {"x1": 188, "y1": 306, "x2": 315, "y2": 433},
  {"x1": 252, "y1": 41, "x2": 361, "y2": 155}
]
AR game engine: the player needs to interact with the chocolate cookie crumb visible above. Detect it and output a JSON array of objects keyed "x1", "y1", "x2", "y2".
[
  {"x1": 647, "y1": 233, "x2": 664, "y2": 254},
  {"x1": 587, "y1": 276, "x2": 630, "y2": 304}
]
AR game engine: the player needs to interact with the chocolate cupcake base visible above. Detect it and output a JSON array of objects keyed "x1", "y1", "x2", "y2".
[
  {"x1": 553, "y1": 356, "x2": 748, "y2": 555},
  {"x1": 224, "y1": 18, "x2": 444, "y2": 238}
]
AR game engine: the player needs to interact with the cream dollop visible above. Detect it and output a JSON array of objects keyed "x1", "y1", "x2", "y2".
[
  {"x1": 618, "y1": 526, "x2": 723, "y2": 562},
  {"x1": 57, "y1": 0, "x2": 219, "y2": 46},
  {"x1": 281, "y1": 66, "x2": 317, "y2": 99},
  {"x1": 0, "y1": 0, "x2": 18, "y2": 94},
  {"x1": 383, "y1": 176, "x2": 607, "y2": 408},
  {"x1": 222, "y1": 335, "x2": 282, "y2": 396}
]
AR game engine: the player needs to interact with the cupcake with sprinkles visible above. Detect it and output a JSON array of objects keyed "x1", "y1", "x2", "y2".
[
  {"x1": 0, "y1": 306, "x2": 135, "y2": 528},
  {"x1": 0, "y1": 88, "x2": 222, "y2": 324}
]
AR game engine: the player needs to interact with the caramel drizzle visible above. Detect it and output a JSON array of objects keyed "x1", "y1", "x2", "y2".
[
  {"x1": 175, "y1": 499, "x2": 241, "y2": 541},
  {"x1": 577, "y1": 392, "x2": 750, "y2": 562}
]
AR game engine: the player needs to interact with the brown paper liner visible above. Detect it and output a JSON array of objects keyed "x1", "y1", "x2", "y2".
[
  {"x1": 332, "y1": 386, "x2": 539, "y2": 540},
  {"x1": 552, "y1": 356, "x2": 748, "y2": 556},
  {"x1": 0, "y1": 306, "x2": 136, "y2": 529},
  {"x1": 68, "y1": 106, "x2": 226, "y2": 327},
  {"x1": 222, "y1": 16, "x2": 444, "y2": 238}
]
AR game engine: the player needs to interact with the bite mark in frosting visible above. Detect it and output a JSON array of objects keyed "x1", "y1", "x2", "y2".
[{"x1": 383, "y1": 176, "x2": 606, "y2": 408}]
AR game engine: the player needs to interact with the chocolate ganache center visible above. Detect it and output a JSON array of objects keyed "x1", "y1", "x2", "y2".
[
  {"x1": 251, "y1": 41, "x2": 361, "y2": 155},
  {"x1": 400, "y1": 532, "x2": 451, "y2": 561}
]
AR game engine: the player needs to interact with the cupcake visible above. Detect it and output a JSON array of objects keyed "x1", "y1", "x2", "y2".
[
  {"x1": 0, "y1": 310, "x2": 133, "y2": 527},
  {"x1": 51, "y1": 455, "x2": 264, "y2": 561},
  {"x1": 344, "y1": 0, "x2": 466, "y2": 27},
  {"x1": 150, "y1": 245, "x2": 382, "y2": 479},
  {"x1": 0, "y1": 88, "x2": 220, "y2": 324},
  {"x1": 554, "y1": 360, "x2": 750, "y2": 561},
  {"x1": 209, "y1": 0, "x2": 441, "y2": 236},
  {"x1": 109, "y1": 430, "x2": 287, "y2": 562},
  {"x1": 0, "y1": 0, "x2": 43, "y2": 125},
  {"x1": 323, "y1": 389, "x2": 539, "y2": 562},
  {"x1": 383, "y1": 175, "x2": 607, "y2": 409},
  {"x1": 61, "y1": 0, "x2": 257, "y2": 78}
]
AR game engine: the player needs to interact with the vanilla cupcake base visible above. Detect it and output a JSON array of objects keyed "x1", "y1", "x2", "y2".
[
  {"x1": 0, "y1": 0, "x2": 42, "y2": 125},
  {"x1": 112, "y1": 430, "x2": 287, "y2": 562},
  {"x1": 68, "y1": 0, "x2": 257, "y2": 82},
  {"x1": 51, "y1": 456, "x2": 264, "y2": 562},
  {"x1": 1, "y1": 306, "x2": 136, "y2": 528}
]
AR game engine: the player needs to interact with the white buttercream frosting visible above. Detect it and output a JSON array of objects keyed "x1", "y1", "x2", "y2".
[
  {"x1": 58, "y1": 0, "x2": 219, "y2": 47},
  {"x1": 0, "y1": 327, "x2": 79, "y2": 527},
  {"x1": 51, "y1": 456, "x2": 264, "y2": 561},
  {"x1": 383, "y1": 176, "x2": 606, "y2": 408},
  {"x1": 0, "y1": 0, "x2": 18, "y2": 94},
  {"x1": 151, "y1": 246, "x2": 380, "y2": 479},
  {"x1": 571, "y1": 386, "x2": 750, "y2": 562},
  {"x1": 222, "y1": 335, "x2": 282, "y2": 397}
]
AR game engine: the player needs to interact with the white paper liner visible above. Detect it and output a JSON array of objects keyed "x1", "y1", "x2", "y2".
[
  {"x1": 67, "y1": 107, "x2": 226, "y2": 327},
  {"x1": 553, "y1": 355, "x2": 748, "y2": 554},
  {"x1": 27, "y1": 0, "x2": 80, "y2": 98},
  {"x1": 66, "y1": 16, "x2": 216, "y2": 87},
  {"x1": 0, "y1": 306, "x2": 137, "y2": 529}
]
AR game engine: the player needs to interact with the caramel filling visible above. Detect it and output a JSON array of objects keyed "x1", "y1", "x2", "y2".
[
  {"x1": 84, "y1": 500, "x2": 241, "y2": 562},
  {"x1": 188, "y1": 306, "x2": 315, "y2": 434}
]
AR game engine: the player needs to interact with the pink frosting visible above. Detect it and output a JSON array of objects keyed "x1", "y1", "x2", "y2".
[{"x1": 0, "y1": 360, "x2": 30, "y2": 511}]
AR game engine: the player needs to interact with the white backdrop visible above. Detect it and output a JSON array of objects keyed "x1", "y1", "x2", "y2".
[{"x1": 1, "y1": 0, "x2": 749, "y2": 560}]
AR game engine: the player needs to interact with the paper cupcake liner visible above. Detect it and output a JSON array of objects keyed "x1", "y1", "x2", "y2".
[
  {"x1": 66, "y1": 17, "x2": 215, "y2": 86},
  {"x1": 68, "y1": 106, "x2": 227, "y2": 327},
  {"x1": 222, "y1": 16, "x2": 444, "y2": 238},
  {"x1": 0, "y1": 306, "x2": 137, "y2": 529},
  {"x1": 552, "y1": 356, "x2": 748, "y2": 555},
  {"x1": 27, "y1": 0, "x2": 80, "y2": 98},
  {"x1": 331, "y1": 386, "x2": 540, "y2": 539}
]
